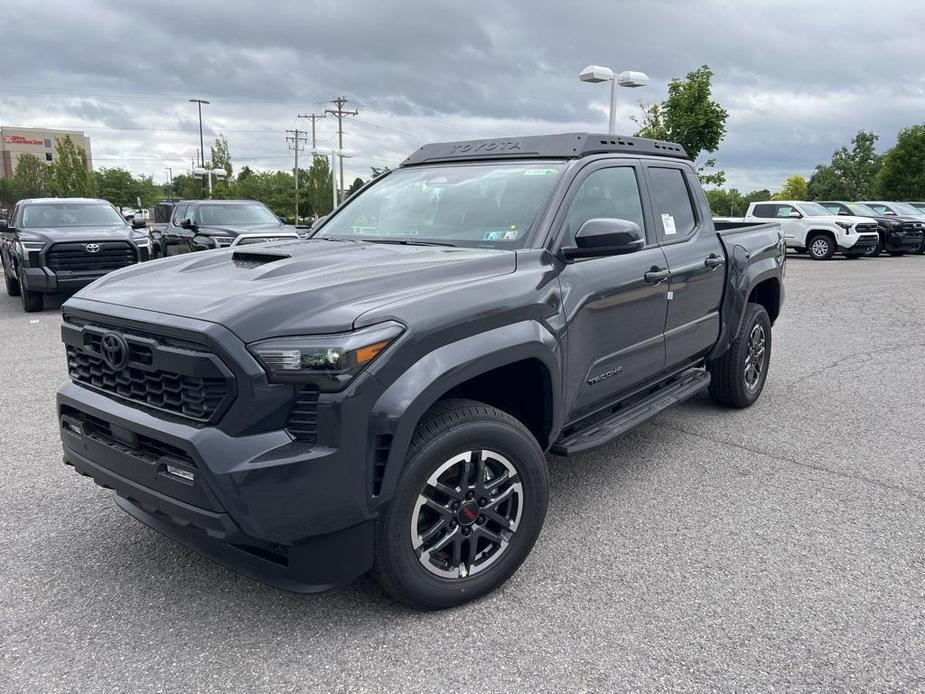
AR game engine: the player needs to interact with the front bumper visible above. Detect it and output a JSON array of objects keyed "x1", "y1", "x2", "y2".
[
  {"x1": 21, "y1": 266, "x2": 115, "y2": 294},
  {"x1": 58, "y1": 383, "x2": 377, "y2": 592},
  {"x1": 885, "y1": 229, "x2": 923, "y2": 252},
  {"x1": 839, "y1": 234, "x2": 879, "y2": 252}
]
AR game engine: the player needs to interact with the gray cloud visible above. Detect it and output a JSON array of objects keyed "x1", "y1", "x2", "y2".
[{"x1": 0, "y1": 0, "x2": 922, "y2": 189}]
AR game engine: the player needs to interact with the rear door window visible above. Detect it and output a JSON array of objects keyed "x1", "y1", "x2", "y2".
[{"x1": 647, "y1": 167, "x2": 697, "y2": 240}]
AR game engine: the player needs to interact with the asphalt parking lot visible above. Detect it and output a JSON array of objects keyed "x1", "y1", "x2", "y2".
[{"x1": 1, "y1": 255, "x2": 923, "y2": 692}]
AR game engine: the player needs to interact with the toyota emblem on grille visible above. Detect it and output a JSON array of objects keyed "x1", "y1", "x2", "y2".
[
  {"x1": 99, "y1": 332, "x2": 129, "y2": 370},
  {"x1": 85, "y1": 243, "x2": 102, "y2": 253}
]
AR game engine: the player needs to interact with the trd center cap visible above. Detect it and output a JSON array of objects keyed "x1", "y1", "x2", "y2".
[{"x1": 457, "y1": 501, "x2": 479, "y2": 526}]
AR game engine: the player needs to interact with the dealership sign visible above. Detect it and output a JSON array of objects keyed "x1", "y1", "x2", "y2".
[{"x1": 2, "y1": 135, "x2": 44, "y2": 145}]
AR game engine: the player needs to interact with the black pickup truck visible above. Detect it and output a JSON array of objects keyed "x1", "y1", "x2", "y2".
[
  {"x1": 1, "y1": 198, "x2": 149, "y2": 312},
  {"x1": 149, "y1": 199, "x2": 300, "y2": 257},
  {"x1": 57, "y1": 133, "x2": 785, "y2": 609}
]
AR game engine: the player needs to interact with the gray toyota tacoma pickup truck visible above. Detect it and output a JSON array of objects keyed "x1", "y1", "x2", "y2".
[{"x1": 57, "y1": 133, "x2": 785, "y2": 609}]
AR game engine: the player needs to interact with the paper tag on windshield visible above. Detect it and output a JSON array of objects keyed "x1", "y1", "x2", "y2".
[{"x1": 661, "y1": 213, "x2": 677, "y2": 235}]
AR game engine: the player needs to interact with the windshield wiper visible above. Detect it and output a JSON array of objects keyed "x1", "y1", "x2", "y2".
[{"x1": 362, "y1": 238, "x2": 457, "y2": 248}]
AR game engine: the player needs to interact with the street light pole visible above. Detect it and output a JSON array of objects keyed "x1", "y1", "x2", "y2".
[
  {"x1": 189, "y1": 98, "x2": 210, "y2": 195},
  {"x1": 579, "y1": 66, "x2": 649, "y2": 134}
]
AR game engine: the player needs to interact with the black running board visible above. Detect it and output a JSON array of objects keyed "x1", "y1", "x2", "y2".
[{"x1": 551, "y1": 369, "x2": 711, "y2": 456}]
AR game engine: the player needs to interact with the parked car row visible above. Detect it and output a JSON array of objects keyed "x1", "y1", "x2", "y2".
[
  {"x1": 0, "y1": 197, "x2": 300, "y2": 311},
  {"x1": 742, "y1": 200, "x2": 925, "y2": 260}
]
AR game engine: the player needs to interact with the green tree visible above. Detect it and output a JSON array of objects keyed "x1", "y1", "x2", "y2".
[
  {"x1": 305, "y1": 155, "x2": 334, "y2": 217},
  {"x1": 633, "y1": 65, "x2": 729, "y2": 186},
  {"x1": 209, "y1": 134, "x2": 233, "y2": 177},
  {"x1": 347, "y1": 177, "x2": 364, "y2": 197},
  {"x1": 773, "y1": 175, "x2": 809, "y2": 200},
  {"x1": 874, "y1": 124, "x2": 925, "y2": 199},
  {"x1": 0, "y1": 177, "x2": 16, "y2": 211},
  {"x1": 807, "y1": 130, "x2": 882, "y2": 200},
  {"x1": 49, "y1": 135, "x2": 96, "y2": 197},
  {"x1": 94, "y1": 168, "x2": 139, "y2": 208},
  {"x1": 12, "y1": 154, "x2": 51, "y2": 199}
]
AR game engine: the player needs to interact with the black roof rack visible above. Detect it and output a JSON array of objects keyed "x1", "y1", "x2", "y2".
[{"x1": 401, "y1": 132, "x2": 688, "y2": 166}]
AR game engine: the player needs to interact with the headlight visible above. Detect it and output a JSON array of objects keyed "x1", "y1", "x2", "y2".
[
  {"x1": 248, "y1": 321, "x2": 404, "y2": 390},
  {"x1": 835, "y1": 221, "x2": 853, "y2": 231},
  {"x1": 19, "y1": 240, "x2": 45, "y2": 252},
  {"x1": 212, "y1": 236, "x2": 234, "y2": 248},
  {"x1": 133, "y1": 237, "x2": 150, "y2": 248}
]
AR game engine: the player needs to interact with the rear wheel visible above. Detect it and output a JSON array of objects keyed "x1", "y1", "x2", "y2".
[
  {"x1": 708, "y1": 303, "x2": 772, "y2": 409},
  {"x1": 914, "y1": 239, "x2": 925, "y2": 255},
  {"x1": 18, "y1": 269, "x2": 43, "y2": 312},
  {"x1": 807, "y1": 234, "x2": 835, "y2": 260},
  {"x1": 373, "y1": 399, "x2": 548, "y2": 610}
]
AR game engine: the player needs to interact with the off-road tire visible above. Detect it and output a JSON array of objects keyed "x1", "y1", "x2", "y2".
[
  {"x1": 373, "y1": 399, "x2": 548, "y2": 610},
  {"x1": 708, "y1": 303, "x2": 772, "y2": 409}
]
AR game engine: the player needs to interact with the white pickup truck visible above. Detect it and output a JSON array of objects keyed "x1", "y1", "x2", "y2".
[{"x1": 744, "y1": 200, "x2": 880, "y2": 260}]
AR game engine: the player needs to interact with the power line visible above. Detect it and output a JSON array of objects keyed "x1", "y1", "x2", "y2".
[{"x1": 324, "y1": 96, "x2": 358, "y2": 203}]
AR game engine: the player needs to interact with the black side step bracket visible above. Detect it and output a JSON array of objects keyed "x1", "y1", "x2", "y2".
[{"x1": 551, "y1": 369, "x2": 711, "y2": 456}]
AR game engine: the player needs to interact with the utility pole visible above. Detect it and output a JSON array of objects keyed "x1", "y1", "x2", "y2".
[
  {"x1": 164, "y1": 167, "x2": 173, "y2": 197},
  {"x1": 324, "y1": 96, "x2": 357, "y2": 204},
  {"x1": 286, "y1": 128, "x2": 307, "y2": 223},
  {"x1": 297, "y1": 112, "x2": 326, "y2": 149},
  {"x1": 189, "y1": 98, "x2": 210, "y2": 194}
]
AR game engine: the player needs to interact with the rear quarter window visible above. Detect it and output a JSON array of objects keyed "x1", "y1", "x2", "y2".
[
  {"x1": 648, "y1": 167, "x2": 696, "y2": 239},
  {"x1": 751, "y1": 204, "x2": 777, "y2": 218}
]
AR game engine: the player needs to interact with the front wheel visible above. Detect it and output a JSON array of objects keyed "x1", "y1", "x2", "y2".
[
  {"x1": 19, "y1": 270, "x2": 43, "y2": 312},
  {"x1": 373, "y1": 399, "x2": 548, "y2": 610},
  {"x1": 4, "y1": 265, "x2": 21, "y2": 297},
  {"x1": 708, "y1": 303, "x2": 772, "y2": 409},
  {"x1": 808, "y1": 234, "x2": 835, "y2": 260},
  {"x1": 864, "y1": 240, "x2": 882, "y2": 257}
]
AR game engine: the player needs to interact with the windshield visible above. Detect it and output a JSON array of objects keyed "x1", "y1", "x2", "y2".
[
  {"x1": 909, "y1": 203, "x2": 925, "y2": 213},
  {"x1": 892, "y1": 202, "x2": 922, "y2": 216},
  {"x1": 316, "y1": 162, "x2": 565, "y2": 248},
  {"x1": 799, "y1": 202, "x2": 835, "y2": 217},
  {"x1": 21, "y1": 203, "x2": 124, "y2": 228},
  {"x1": 846, "y1": 203, "x2": 879, "y2": 217},
  {"x1": 199, "y1": 203, "x2": 280, "y2": 226}
]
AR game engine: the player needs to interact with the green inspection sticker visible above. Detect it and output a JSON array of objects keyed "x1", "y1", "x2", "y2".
[{"x1": 524, "y1": 168, "x2": 557, "y2": 176}]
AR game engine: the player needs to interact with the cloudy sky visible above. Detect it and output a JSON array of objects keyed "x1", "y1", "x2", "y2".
[{"x1": 1, "y1": 0, "x2": 923, "y2": 191}]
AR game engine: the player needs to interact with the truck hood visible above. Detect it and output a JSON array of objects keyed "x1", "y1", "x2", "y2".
[
  {"x1": 73, "y1": 239, "x2": 516, "y2": 342},
  {"x1": 20, "y1": 224, "x2": 133, "y2": 243},
  {"x1": 194, "y1": 223, "x2": 295, "y2": 237}
]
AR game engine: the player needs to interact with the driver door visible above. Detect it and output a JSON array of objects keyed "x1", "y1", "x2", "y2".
[{"x1": 555, "y1": 163, "x2": 669, "y2": 420}]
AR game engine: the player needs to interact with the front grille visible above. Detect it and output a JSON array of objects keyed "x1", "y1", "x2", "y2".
[
  {"x1": 67, "y1": 346, "x2": 228, "y2": 421},
  {"x1": 856, "y1": 223, "x2": 878, "y2": 234},
  {"x1": 286, "y1": 386, "x2": 319, "y2": 442},
  {"x1": 46, "y1": 241, "x2": 137, "y2": 272},
  {"x1": 62, "y1": 318, "x2": 235, "y2": 424}
]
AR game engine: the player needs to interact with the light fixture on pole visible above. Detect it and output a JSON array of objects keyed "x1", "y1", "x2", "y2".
[
  {"x1": 578, "y1": 65, "x2": 649, "y2": 134},
  {"x1": 189, "y1": 98, "x2": 210, "y2": 194}
]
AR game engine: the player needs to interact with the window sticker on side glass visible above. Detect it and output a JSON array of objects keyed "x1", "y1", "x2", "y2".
[{"x1": 661, "y1": 213, "x2": 677, "y2": 235}]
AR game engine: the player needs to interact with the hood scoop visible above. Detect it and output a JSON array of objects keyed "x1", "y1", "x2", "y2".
[{"x1": 232, "y1": 249, "x2": 291, "y2": 269}]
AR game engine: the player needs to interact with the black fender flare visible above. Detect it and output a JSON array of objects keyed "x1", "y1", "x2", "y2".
[
  {"x1": 367, "y1": 320, "x2": 561, "y2": 509},
  {"x1": 708, "y1": 243, "x2": 783, "y2": 361}
]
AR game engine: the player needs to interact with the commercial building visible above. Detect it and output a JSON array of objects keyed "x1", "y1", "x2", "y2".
[{"x1": 0, "y1": 126, "x2": 92, "y2": 178}]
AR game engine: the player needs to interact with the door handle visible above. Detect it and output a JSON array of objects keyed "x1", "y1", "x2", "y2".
[
  {"x1": 644, "y1": 267, "x2": 670, "y2": 284},
  {"x1": 704, "y1": 254, "x2": 725, "y2": 269}
]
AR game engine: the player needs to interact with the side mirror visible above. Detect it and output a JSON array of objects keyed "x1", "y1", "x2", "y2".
[
  {"x1": 562, "y1": 218, "x2": 645, "y2": 259},
  {"x1": 131, "y1": 214, "x2": 146, "y2": 229},
  {"x1": 787, "y1": 211, "x2": 802, "y2": 219},
  {"x1": 277, "y1": 215, "x2": 288, "y2": 224},
  {"x1": 180, "y1": 218, "x2": 194, "y2": 229}
]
